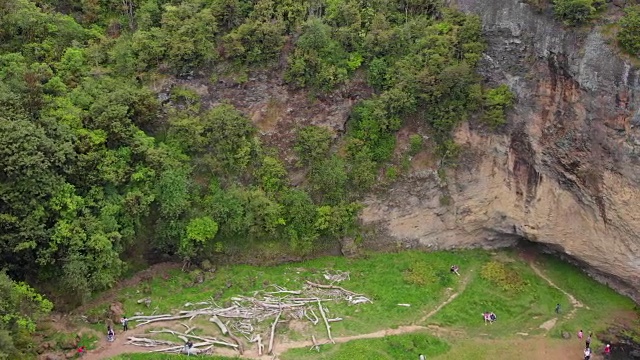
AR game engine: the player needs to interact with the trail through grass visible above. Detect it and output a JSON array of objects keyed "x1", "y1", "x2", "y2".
[
  {"x1": 81, "y1": 249, "x2": 637, "y2": 360},
  {"x1": 99, "y1": 250, "x2": 489, "y2": 338}
]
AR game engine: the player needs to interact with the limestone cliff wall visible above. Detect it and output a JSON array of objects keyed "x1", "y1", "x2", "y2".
[{"x1": 361, "y1": 0, "x2": 640, "y2": 302}]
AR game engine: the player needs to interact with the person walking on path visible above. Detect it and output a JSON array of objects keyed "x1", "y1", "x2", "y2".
[
  {"x1": 555, "y1": 303, "x2": 561, "y2": 314},
  {"x1": 578, "y1": 330, "x2": 583, "y2": 339},
  {"x1": 107, "y1": 326, "x2": 115, "y2": 342},
  {"x1": 121, "y1": 316, "x2": 129, "y2": 332},
  {"x1": 586, "y1": 332, "x2": 592, "y2": 349},
  {"x1": 584, "y1": 346, "x2": 591, "y2": 360}
]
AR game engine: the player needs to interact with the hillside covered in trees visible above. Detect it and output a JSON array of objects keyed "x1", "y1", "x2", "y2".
[{"x1": 0, "y1": 0, "x2": 525, "y2": 357}]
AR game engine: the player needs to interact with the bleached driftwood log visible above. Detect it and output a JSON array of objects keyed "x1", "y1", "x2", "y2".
[
  {"x1": 250, "y1": 334, "x2": 265, "y2": 356},
  {"x1": 305, "y1": 281, "x2": 360, "y2": 296},
  {"x1": 137, "y1": 297, "x2": 152, "y2": 307},
  {"x1": 209, "y1": 315, "x2": 228, "y2": 335},
  {"x1": 268, "y1": 310, "x2": 282, "y2": 355},
  {"x1": 148, "y1": 329, "x2": 238, "y2": 349},
  {"x1": 128, "y1": 314, "x2": 171, "y2": 321},
  {"x1": 317, "y1": 300, "x2": 334, "y2": 344},
  {"x1": 227, "y1": 327, "x2": 245, "y2": 355},
  {"x1": 126, "y1": 337, "x2": 177, "y2": 347},
  {"x1": 310, "y1": 335, "x2": 320, "y2": 352}
]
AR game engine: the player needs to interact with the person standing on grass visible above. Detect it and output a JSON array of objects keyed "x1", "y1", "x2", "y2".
[
  {"x1": 555, "y1": 303, "x2": 561, "y2": 314},
  {"x1": 121, "y1": 316, "x2": 129, "y2": 332},
  {"x1": 419, "y1": 354, "x2": 426, "y2": 360},
  {"x1": 586, "y1": 332, "x2": 592, "y2": 349},
  {"x1": 578, "y1": 330, "x2": 583, "y2": 340}
]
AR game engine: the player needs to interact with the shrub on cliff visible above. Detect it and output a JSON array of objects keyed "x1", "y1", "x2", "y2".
[
  {"x1": 483, "y1": 84, "x2": 515, "y2": 128},
  {"x1": 553, "y1": 0, "x2": 596, "y2": 25},
  {"x1": 618, "y1": 6, "x2": 640, "y2": 56}
]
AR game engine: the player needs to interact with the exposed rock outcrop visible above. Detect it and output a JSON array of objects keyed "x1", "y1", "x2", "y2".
[{"x1": 362, "y1": 0, "x2": 640, "y2": 302}]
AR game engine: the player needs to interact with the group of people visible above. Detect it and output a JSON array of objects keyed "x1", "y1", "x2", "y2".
[
  {"x1": 578, "y1": 330, "x2": 611, "y2": 359},
  {"x1": 106, "y1": 316, "x2": 129, "y2": 342},
  {"x1": 482, "y1": 311, "x2": 497, "y2": 324}
]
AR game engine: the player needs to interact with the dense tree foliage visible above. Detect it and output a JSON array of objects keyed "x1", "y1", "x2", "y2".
[
  {"x1": 0, "y1": 272, "x2": 53, "y2": 359},
  {"x1": 552, "y1": 0, "x2": 604, "y2": 25},
  {"x1": 0, "y1": 0, "x2": 513, "y2": 356},
  {"x1": 618, "y1": 5, "x2": 640, "y2": 56},
  {"x1": 482, "y1": 85, "x2": 515, "y2": 128}
]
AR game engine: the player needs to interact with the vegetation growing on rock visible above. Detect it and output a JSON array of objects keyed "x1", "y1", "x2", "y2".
[
  {"x1": 0, "y1": 0, "x2": 518, "y2": 356},
  {"x1": 552, "y1": 0, "x2": 603, "y2": 25},
  {"x1": 618, "y1": 5, "x2": 640, "y2": 56}
]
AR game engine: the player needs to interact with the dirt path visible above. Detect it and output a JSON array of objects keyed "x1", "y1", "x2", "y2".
[
  {"x1": 76, "y1": 265, "x2": 588, "y2": 360},
  {"x1": 83, "y1": 277, "x2": 470, "y2": 360},
  {"x1": 528, "y1": 261, "x2": 587, "y2": 331},
  {"x1": 417, "y1": 274, "x2": 471, "y2": 324}
]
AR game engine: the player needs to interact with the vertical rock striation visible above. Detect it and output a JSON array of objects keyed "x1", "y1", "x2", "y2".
[{"x1": 361, "y1": 0, "x2": 640, "y2": 302}]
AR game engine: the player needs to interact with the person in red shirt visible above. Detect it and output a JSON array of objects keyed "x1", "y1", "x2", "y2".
[
  {"x1": 76, "y1": 346, "x2": 86, "y2": 357},
  {"x1": 603, "y1": 344, "x2": 611, "y2": 359}
]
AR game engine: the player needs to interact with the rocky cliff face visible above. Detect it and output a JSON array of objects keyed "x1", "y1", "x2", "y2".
[{"x1": 361, "y1": 0, "x2": 640, "y2": 302}]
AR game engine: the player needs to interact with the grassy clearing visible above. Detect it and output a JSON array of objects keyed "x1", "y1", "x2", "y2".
[
  {"x1": 94, "y1": 249, "x2": 637, "y2": 360},
  {"x1": 280, "y1": 332, "x2": 450, "y2": 360},
  {"x1": 97, "y1": 250, "x2": 489, "y2": 338},
  {"x1": 428, "y1": 251, "x2": 567, "y2": 336}
]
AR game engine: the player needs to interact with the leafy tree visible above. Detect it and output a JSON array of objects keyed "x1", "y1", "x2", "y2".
[
  {"x1": 294, "y1": 126, "x2": 333, "y2": 167},
  {"x1": 0, "y1": 272, "x2": 52, "y2": 358},
  {"x1": 0, "y1": 0, "x2": 497, "y2": 318},
  {"x1": 181, "y1": 217, "x2": 219, "y2": 259},
  {"x1": 314, "y1": 202, "x2": 362, "y2": 238},
  {"x1": 285, "y1": 18, "x2": 353, "y2": 90},
  {"x1": 618, "y1": 5, "x2": 640, "y2": 56},
  {"x1": 279, "y1": 188, "x2": 319, "y2": 252},
  {"x1": 160, "y1": 0, "x2": 218, "y2": 73},
  {"x1": 255, "y1": 156, "x2": 287, "y2": 194},
  {"x1": 57, "y1": 47, "x2": 88, "y2": 87},
  {"x1": 483, "y1": 84, "x2": 515, "y2": 128},
  {"x1": 222, "y1": 17, "x2": 286, "y2": 65},
  {"x1": 309, "y1": 155, "x2": 348, "y2": 204},
  {"x1": 204, "y1": 105, "x2": 257, "y2": 172},
  {"x1": 553, "y1": 0, "x2": 596, "y2": 25}
]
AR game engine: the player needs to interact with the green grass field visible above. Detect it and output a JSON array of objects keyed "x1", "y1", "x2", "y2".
[
  {"x1": 97, "y1": 249, "x2": 637, "y2": 360},
  {"x1": 428, "y1": 253, "x2": 567, "y2": 336},
  {"x1": 95, "y1": 250, "x2": 490, "y2": 337},
  {"x1": 280, "y1": 332, "x2": 450, "y2": 360}
]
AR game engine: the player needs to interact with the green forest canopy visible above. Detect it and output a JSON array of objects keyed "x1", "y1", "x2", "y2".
[{"x1": 0, "y1": 0, "x2": 518, "y2": 356}]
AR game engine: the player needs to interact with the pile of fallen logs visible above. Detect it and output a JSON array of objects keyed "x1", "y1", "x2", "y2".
[{"x1": 123, "y1": 272, "x2": 372, "y2": 356}]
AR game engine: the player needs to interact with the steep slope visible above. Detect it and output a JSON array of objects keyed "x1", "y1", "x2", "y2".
[{"x1": 361, "y1": 0, "x2": 640, "y2": 302}]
